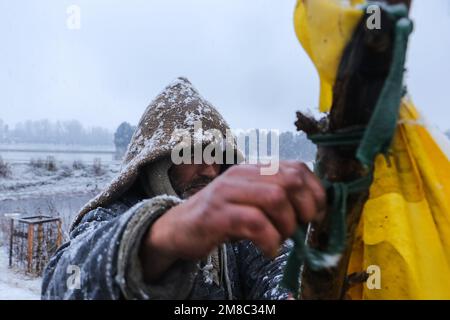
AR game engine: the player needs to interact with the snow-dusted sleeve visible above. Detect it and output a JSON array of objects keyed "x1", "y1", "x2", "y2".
[
  {"x1": 116, "y1": 196, "x2": 200, "y2": 300},
  {"x1": 237, "y1": 240, "x2": 292, "y2": 300},
  {"x1": 41, "y1": 195, "x2": 198, "y2": 300}
]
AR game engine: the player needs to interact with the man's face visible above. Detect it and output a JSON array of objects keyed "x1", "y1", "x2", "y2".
[{"x1": 169, "y1": 163, "x2": 221, "y2": 199}]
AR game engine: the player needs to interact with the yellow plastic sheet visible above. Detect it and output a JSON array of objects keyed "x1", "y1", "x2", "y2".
[
  {"x1": 294, "y1": 0, "x2": 364, "y2": 112},
  {"x1": 347, "y1": 100, "x2": 450, "y2": 299},
  {"x1": 294, "y1": 0, "x2": 450, "y2": 299}
]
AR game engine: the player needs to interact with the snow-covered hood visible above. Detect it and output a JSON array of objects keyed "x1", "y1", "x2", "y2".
[{"x1": 71, "y1": 77, "x2": 241, "y2": 230}]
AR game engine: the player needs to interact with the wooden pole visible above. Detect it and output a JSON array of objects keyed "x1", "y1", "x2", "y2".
[
  {"x1": 9, "y1": 219, "x2": 14, "y2": 267},
  {"x1": 37, "y1": 223, "x2": 43, "y2": 274},
  {"x1": 56, "y1": 219, "x2": 62, "y2": 247},
  {"x1": 296, "y1": 0, "x2": 412, "y2": 300},
  {"x1": 27, "y1": 224, "x2": 34, "y2": 274}
]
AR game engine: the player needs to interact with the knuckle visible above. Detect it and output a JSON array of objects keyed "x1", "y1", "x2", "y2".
[
  {"x1": 267, "y1": 185, "x2": 287, "y2": 206},
  {"x1": 296, "y1": 161, "x2": 310, "y2": 173},
  {"x1": 228, "y1": 211, "x2": 243, "y2": 230},
  {"x1": 284, "y1": 162, "x2": 304, "y2": 179},
  {"x1": 245, "y1": 211, "x2": 265, "y2": 232},
  {"x1": 278, "y1": 164, "x2": 288, "y2": 176},
  {"x1": 285, "y1": 168, "x2": 303, "y2": 187},
  {"x1": 210, "y1": 177, "x2": 230, "y2": 194}
]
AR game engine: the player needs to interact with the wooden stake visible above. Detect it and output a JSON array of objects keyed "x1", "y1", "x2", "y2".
[
  {"x1": 27, "y1": 224, "x2": 34, "y2": 274},
  {"x1": 296, "y1": 0, "x2": 412, "y2": 300}
]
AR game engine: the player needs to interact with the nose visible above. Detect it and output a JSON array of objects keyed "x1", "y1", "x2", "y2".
[{"x1": 199, "y1": 163, "x2": 221, "y2": 179}]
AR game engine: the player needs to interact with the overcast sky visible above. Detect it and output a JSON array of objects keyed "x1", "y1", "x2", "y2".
[{"x1": 1, "y1": 0, "x2": 449, "y2": 132}]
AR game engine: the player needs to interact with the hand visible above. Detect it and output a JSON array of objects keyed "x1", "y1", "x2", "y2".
[{"x1": 139, "y1": 161, "x2": 326, "y2": 282}]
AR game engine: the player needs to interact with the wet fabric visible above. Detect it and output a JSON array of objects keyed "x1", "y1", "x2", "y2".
[
  {"x1": 347, "y1": 100, "x2": 450, "y2": 299},
  {"x1": 294, "y1": 0, "x2": 364, "y2": 112},
  {"x1": 41, "y1": 194, "x2": 292, "y2": 300},
  {"x1": 294, "y1": 0, "x2": 450, "y2": 299}
]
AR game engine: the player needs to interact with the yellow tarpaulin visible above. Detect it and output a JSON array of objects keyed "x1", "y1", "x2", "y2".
[
  {"x1": 294, "y1": 0, "x2": 450, "y2": 299},
  {"x1": 348, "y1": 100, "x2": 450, "y2": 299},
  {"x1": 294, "y1": 0, "x2": 364, "y2": 112}
]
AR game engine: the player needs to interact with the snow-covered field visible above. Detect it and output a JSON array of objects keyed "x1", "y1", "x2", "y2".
[
  {"x1": 0, "y1": 161, "x2": 120, "y2": 202},
  {"x1": 0, "y1": 157, "x2": 121, "y2": 300}
]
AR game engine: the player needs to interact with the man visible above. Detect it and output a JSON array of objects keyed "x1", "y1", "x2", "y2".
[{"x1": 41, "y1": 77, "x2": 326, "y2": 300}]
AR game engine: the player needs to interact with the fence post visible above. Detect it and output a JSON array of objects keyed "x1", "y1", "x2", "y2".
[
  {"x1": 9, "y1": 218, "x2": 14, "y2": 267},
  {"x1": 27, "y1": 224, "x2": 34, "y2": 273},
  {"x1": 56, "y1": 220, "x2": 62, "y2": 247}
]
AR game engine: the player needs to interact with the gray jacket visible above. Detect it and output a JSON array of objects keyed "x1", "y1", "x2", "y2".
[{"x1": 41, "y1": 194, "x2": 292, "y2": 300}]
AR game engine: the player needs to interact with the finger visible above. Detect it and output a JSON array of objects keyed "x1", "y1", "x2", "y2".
[
  {"x1": 219, "y1": 163, "x2": 323, "y2": 231},
  {"x1": 235, "y1": 161, "x2": 315, "y2": 196},
  {"x1": 279, "y1": 161, "x2": 326, "y2": 222},
  {"x1": 291, "y1": 187, "x2": 319, "y2": 223},
  {"x1": 218, "y1": 178, "x2": 298, "y2": 238}
]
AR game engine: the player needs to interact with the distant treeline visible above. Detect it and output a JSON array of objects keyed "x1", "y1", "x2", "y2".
[
  {"x1": 235, "y1": 130, "x2": 317, "y2": 162},
  {"x1": 0, "y1": 119, "x2": 113, "y2": 146},
  {"x1": 1, "y1": 117, "x2": 446, "y2": 162},
  {"x1": 0, "y1": 119, "x2": 317, "y2": 161}
]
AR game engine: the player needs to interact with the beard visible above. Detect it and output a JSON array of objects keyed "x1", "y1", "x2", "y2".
[{"x1": 176, "y1": 176, "x2": 214, "y2": 199}]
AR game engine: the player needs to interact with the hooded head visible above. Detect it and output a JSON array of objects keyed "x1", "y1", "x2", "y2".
[{"x1": 71, "y1": 77, "x2": 243, "y2": 229}]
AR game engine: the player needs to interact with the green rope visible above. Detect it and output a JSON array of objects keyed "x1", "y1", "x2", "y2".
[
  {"x1": 357, "y1": 4, "x2": 413, "y2": 168},
  {"x1": 308, "y1": 128, "x2": 366, "y2": 147},
  {"x1": 281, "y1": 175, "x2": 373, "y2": 298},
  {"x1": 282, "y1": 3, "x2": 413, "y2": 299}
]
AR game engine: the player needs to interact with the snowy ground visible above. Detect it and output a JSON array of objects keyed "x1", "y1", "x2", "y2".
[
  {"x1": 0, "y1": 161, "x2": 120, "y2": 201},
  {"x1": 0, "y1": 247, "x2": 42, "y2": 300},
  {"x1": 0, "y1": 159, "x2": 121, "y2": 300}
]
